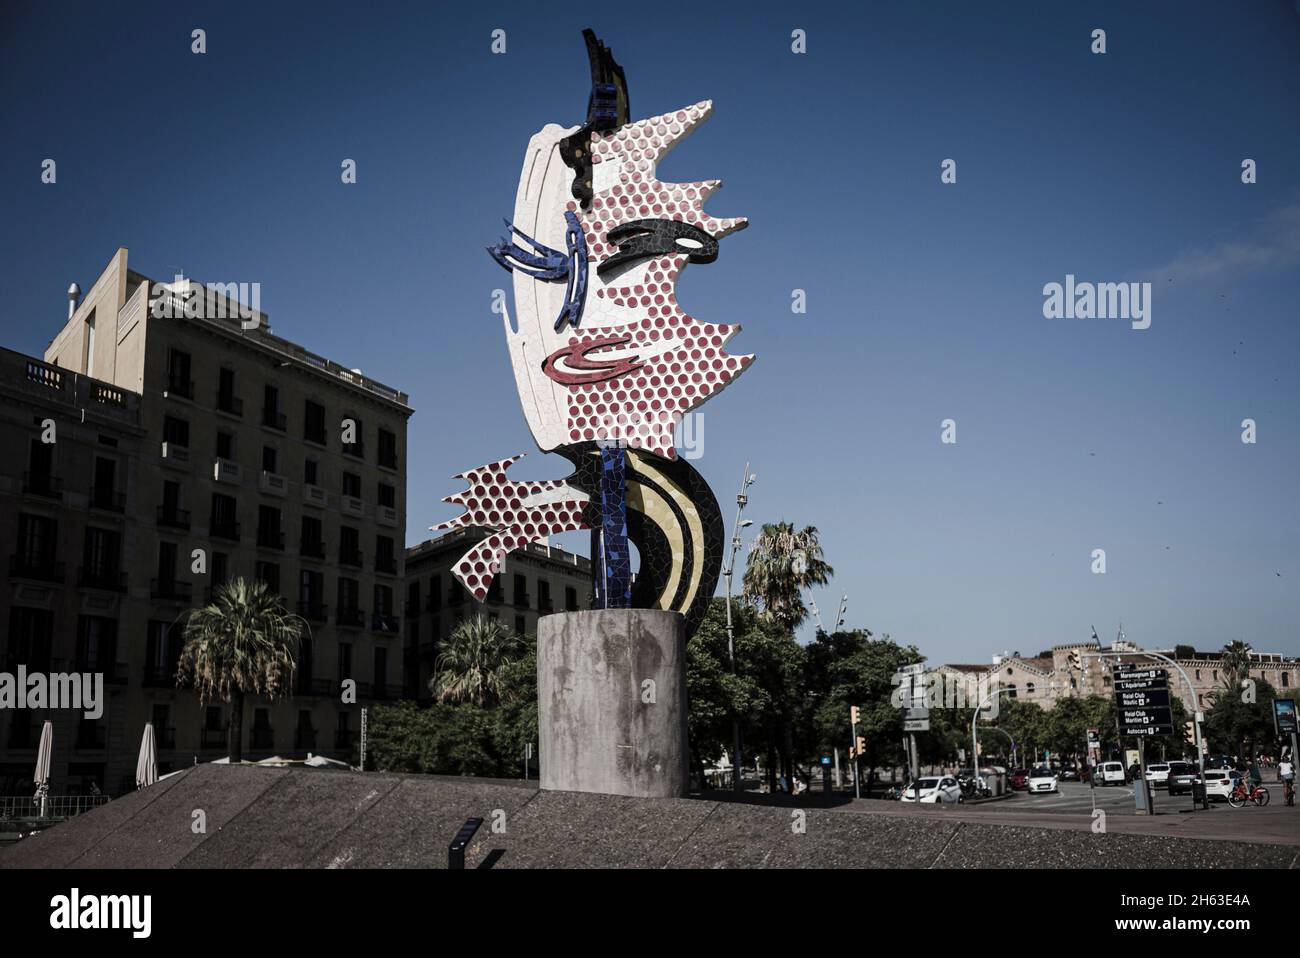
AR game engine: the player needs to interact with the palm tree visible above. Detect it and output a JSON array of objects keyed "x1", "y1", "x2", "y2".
[
  {"x1": 742, "y1": 522, "x2": 834, "y2": 632},
  {"x1": 176, "y1": 578, "x2": 305, "y2": 762},
  {"x1": 1220, "y1": 640, "x2": 1254, "y2": 690},
  {"x1": 431, "y1": 615, "x2": 524, "y2": 706}
]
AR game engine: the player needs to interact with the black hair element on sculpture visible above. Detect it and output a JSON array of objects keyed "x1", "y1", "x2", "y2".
[{"x1": 559, "y1": 29, "x2": 630, "y2": 210}]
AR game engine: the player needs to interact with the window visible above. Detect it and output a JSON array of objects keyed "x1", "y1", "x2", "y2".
[
  {"x1": 304, "y1": 458, "x2": 319, "y2": 486},
  {"x1": 17, "y1": 514, "x2": 57, "y2": 565},
  {"x1": 378, "y1": 427, "x2": 398, "y2": 469},
  {"x1": 1006, "y1": 684, "x2": 1017, "y2": 699},
  {"x1": 216, "y1": 430, "x2": 234, "y2": 460},
  {"x1": 7, "y1": 608, "x2": 53, "y2": 670},
  {"x1": 343, "y1": 414, "x2": 363, "y2": 457},
  {"x1": 84, "y1": 311, "x2": 97, "y2": 377},
  {"x1": 28, "y1": 436, "x2": 54, "y2": 482},
  {"x1": 146, "y1": 620, "x2": 178, "y2": 682},
  {"x1": 514, "y1": 574, "x2": 528, "y2": 607},
  {"x1": 204, "y1": 707, "x2": 223, "y2": 731},
  {"x1": 514, "y1": 615, "x2": 526, "y2": 636},
  {"x1": 301, "y1": 516, "x2": 324, "y2": 553},
  {"x1": 166, "y1": 348, "x2": 193, "y2": 398},
  {"x1": 342, "y1": 472, "x2": 361, "y2": 498},
  {"x1": 565, "y1": 586, "x2": 578, "y2": 612},
  {"x1": 304, "y1": 400, "x2": 327, "y2": 444},
  {"x1": 83, "y1": 527, "x2": 121, "y2": 576},
  {"x1": 374, "y1": 647, "x2": 388, "y2": 688},
  {"x1": 263, "y1": 384, "x2": 285, "y2": 430},
  {"x1": 212, "y1": 551, "x2": 229, "y2": 588},
  {"x1": 262, "y1": 445, "x2": 278, "y2": 474},
  {"x1": 337, "y1": 642, "x2": 353, "y2": 681},
  {"x1": 340, "y1": 526, "x2": 361, "y2": 565},
  {"x1": 338, "y1": 577, "x2": 360, "y2": 613},
  {"x1": 257, "y1": 505, "x2": 283, "y2": 548},
  {"x1": 375, "y1": 535, "x2": 395, "y2": 573},
  {"x1": 538, "y1": 580, "x2": 552, "y2": 612},
  {"x1": 428, "y1": 574, "x2": 441, "y2": 609},
  {"x1": 255, "y1": 560, "x2": 280, "y2": 594},
  {"x1": 1284, "y1": 672, "x2": 1290, "y2": 688},
  {"x1": 77, "y1": 617, "x2": 116, "y2": 672},
  {"x1": 378, "y1": 482, "x2": 396, "y2": 508},
  {"x1": 91, "y1": 456, "x2": 118, "y2": 509},
  {"x1": 1026, "y1": 682, "x2": 1035, "y2": 695},
  {"x1": 163, "y1": 415, "x2": 190, "y2": 448},
  {"x1": 374, "y1": 584, "x2": 393, "y2": 617},
  {"x1": 217, "y1": 367, "x2": 238, "y2": 413},
  {"x1": 210, "y1": 493, "x2": 238, "y2": 538},
  {"x1": 156, "y1": 540, "x2": 177, "y2": 585}
]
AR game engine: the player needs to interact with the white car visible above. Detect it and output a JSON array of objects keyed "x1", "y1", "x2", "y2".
[
  {"x1": 900, "y1": 776, "x2": 962, "y2": 804},
  {"x1": 1145, "y1": 763, "x2": 1171, "y2": 784},
  {"x1": 1201, "y1": 768, "x2": 1240, "y2": 802},
  {"x1": 1027, "y1": 768, "x2": 1059, "y2": 794},
  {"x1": 1095, "y1": 761, "x2": 1127, "y2": 786}
]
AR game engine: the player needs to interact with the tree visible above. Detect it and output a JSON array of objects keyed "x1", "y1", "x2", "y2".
[
  {"x1": 741, "y1": 522, "x2": 833, "y2": 632},
  {"x1": 1203, "y1": 674, "x2": 1277, "y2": 762},
  {"x1": 431, "y1": 615, "x2": 524, "y2": 706},
  {"x1": 175, "y1": 577, "x2": 305, "y2": 762},
  {"x1": 1219, "y1": 640, "x2": 1254, "y2": 690}
]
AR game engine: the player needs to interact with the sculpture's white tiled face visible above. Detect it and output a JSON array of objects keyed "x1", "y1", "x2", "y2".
[{"x1": 503, "y1": 100, "x2": 751, "y2": 461}]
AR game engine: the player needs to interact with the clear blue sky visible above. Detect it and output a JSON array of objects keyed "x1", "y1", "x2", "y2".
[{"x1": 3, "y1": 1, "x2": 1297, "y2": 661}]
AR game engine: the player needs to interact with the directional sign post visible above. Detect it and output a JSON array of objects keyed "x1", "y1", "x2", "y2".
[{"x1": 1114, "y1": 666, "x2": 1173, "y2": 737}]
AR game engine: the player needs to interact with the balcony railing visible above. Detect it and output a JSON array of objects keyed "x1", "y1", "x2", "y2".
[
  {"x1": 342, "y1": 442, "x2": 365, "y2": 459},
  {"x1": 377, "y1": 505, "x2": 398, "y2": 527},
  {"x1": 259, "y1": 471, "x2": 287, "y2": 497},
  {"x1": 25, "y1": 359, "x2": 65, "y2": 390},
  {"x1": 151, "y1": 578, "x2": 193, "y2": 602},
  {"x1": 256, "y1": 528, "x2": 285, "y2": 551},
  {"x1": 21, "y1": 471, "x2": 62, "y2": 499},
  {"x1": 297, "y1": 601, "x2": 328, "y2": 622},
  {"x1": 210, "y1": 519, "x2": 240, "y2": 541},
  {"x1": 216, "y1": 393, "x2": 243, "y2": 416},
  {"x1": 0, "y1": 795, "x2": 109, "y2": 820},
  {"x1": 339, "y1": 549, "x2": 364, "y2": 568},
  {"x1": 9, "y1": 554, "x2": 65, "y2": 583},
  {"x1": 299, "y1": 538, "x2": 326, "y2": 559},
  {"x1": 77, "y1": 566, "x2": 126, "y2": 592},
  {"x1": 538, "y1": 598, "x2": 555, "y2": 614},
  {"x1": 89, "y1": 487, "x2": 125, "y2": 512},
  {"x1": 336, "y1": 607, "x2": 365, "y2": 628},
  {"x1": 250, "y1": 728, "x2": 275, "y2": 750},
  {"x1": 371, "y1": 614, "x2": 400, "y2": 633},
  {"x1": 262, "y1": 409, "x2": 287, "y2": 431},
  {"x1": 297, "y1": 678, "x2": 335, "y2": 697},
  {"x1": 340, "y1": 495, "x2": 366, "y2": 518},
  {"x1": 375, "y1": 555, "x2": 397, "y2": 575},
  {"x1": 513, "y1": 593, "x2": 531, "y2": 609},
  {"x1": 160, "y1": 441, "x2": 190, "y2": 465},
  {"x1": 213, "y1": 458, "x2": 243, "y2": 484},
  {"x1": 302, "y1": 484, "x2": 327, "y2": 508},
  {"x1": 157, "y1": 505, "x2": 191, "y2": 530}
]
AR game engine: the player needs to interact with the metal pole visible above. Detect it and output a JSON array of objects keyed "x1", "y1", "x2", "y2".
[
  {"x1": 723, "y1": 463, "x2": 752, "y2": 793},
  {"x1": 972, "y1": 688, "x2": 1015, "y2": 795},
  {"x1": 850, "y1": 722, "x2": 860, "y2": 799}
]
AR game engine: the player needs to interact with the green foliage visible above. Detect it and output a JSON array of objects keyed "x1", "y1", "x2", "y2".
[
  {"x1": 741, "y1": 522, "x2": 833, "y2": 632},
  {"x1": 431, "y1": 614, "x2": 524, "y2": 705},
  {"x1": 1202, "y1": 673, "x2": 1277, "y2": 759}
]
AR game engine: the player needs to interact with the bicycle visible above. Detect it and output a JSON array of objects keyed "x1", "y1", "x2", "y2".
[
  {"x1": 1283, "y1": 778, "x2": 1295, "y2": 807},
  {"x1": 1227, "y1": 780, "x2": 1270, "y2": 808}
]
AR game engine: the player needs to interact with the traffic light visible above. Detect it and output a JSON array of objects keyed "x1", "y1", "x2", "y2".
[
  {"x1": 846, "y1": 741, "x2": 855, "y2": 759},
  {"x1": 856, "y1": 736, "x2": 866, "y2": 756},
  {"x1": 850, "y1": 705, "x2": 860, "y2": 726}
]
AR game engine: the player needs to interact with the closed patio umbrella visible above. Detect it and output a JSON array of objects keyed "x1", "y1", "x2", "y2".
[
  {"x1": 33, "y1": 720, "x2": 53, "y2": 817},
  {"x1": 135, "y1": 723, "x2": 158, "y2": 789}
]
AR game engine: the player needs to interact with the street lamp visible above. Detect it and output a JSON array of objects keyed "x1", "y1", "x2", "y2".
[
  {"x1": 723, "y1": 463, "x2": 756, "y2": 792},
  {"x1": 972, "y1": 687, "x2": 1018, "y2": 793}
]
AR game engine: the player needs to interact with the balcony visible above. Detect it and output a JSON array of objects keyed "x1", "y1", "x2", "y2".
[
  {"x1": 209, "y1": 519, "x2": 240, "y2": 541},
  {"x1": 9, "y1": 554, "x2": 65, "y2": 584},
  {"x1": 216, "y1": 393, "x2": 243, "y2": 417},
  {"x1": 250, "y1": 728, "x2": 275, "y2": 750},
  {"x1": 256, "y1": 528, "x2": 285, "y2": 551},
  {"x1": 342, "y1": 442, "x2": 365, "y2": 460},
  {"x1": 213, "y1": 458, "x2": 243, "y2": 484},
  {"x1": 340, "y1": 495, "x2": 366, "y2": 519},
  {"x1": 151, "y1": 578, "x2": 193, "y2": 602},
  {"x1": 160, "y1": 441, "x2": 190, "y2": 466},
  {"x1": 296, "y1": 678, "x2": 334, "y2": 697},
  {"x1": 200, "y1": 728, "x2": 226, "y2": 750},
  {"x1": 299, "y1": 538, "x2": 326, "y2": 560},
  {"x1": 297, "y1": 600, "x2": 328, "y2": 622},
  {"x1": 294, "y1": 727, "x2": 318, "y2": 750},
  {"x1": 513, "y1": 593, "x2": 531, "y2": 609},
  {"x1": 164, "y1": 377, "x2": 194, "y2": 401},
  {"x1": 89, "y1": 486, "x2": 125, "y2": 512},
  {"x1": 377, "y1": 505, "x2": 398, "y2": 527},
  {"x1": 375, "y1": 554, "x2": 397, "y2": 576},
  {"x1": 262, "y1": 409, "x2": 287, "y2": 431},
  {"x1": 339, "y1": 548, "x2": 364, "y2": 569},
  {"x1": 336, "y1": 607, "x2": 365, "y2": 629},
  {"x1": 259, "y1": 470, "x2": 287, "y2": 497},
  {"x1": 371, "y1": 614, "x2": 400, "y2": 633},
  {"x1": 539, "y1": 598, "x2": 555, "y2": 614},
  {"x1": 21, "y1": 471, "x2": 62, "y2": 500},
  {"x1": 302, "y1": 484, "x2": 327, "y2": 508},
  {"x1": 78, "y1": 566, "x2": 126, "y2": 592},
  {"x1": 378, "y1": 452, "x2": 398, "y2": 471},
  {"x1": 157, "y1": 505, "x2": 191, "y2": 530}
]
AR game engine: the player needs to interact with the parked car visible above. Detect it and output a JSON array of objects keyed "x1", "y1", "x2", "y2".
[
  {"x1": 900, "y1": 776, "x2": 962, "y2": 804},
  {"x1": 1145, "y1": 763, "x2": 1172, "y2": 785},
  {"x1": 1027, "y1": 767, "x2": 1059, "y2": 794},
  {"x1": 1009, "y1": 768, "x2": 1030, "y2": 790},
  {"x1": 1166, "y1": 763, "x2": 1198, "y2": 795},
  {"x1": 1202, "y1": 768, "x2": 1241, "y2": 802},
  {"x1": 1094, "y1": 761, "x2": 1127, "y2": 786},
  {"x1": 1058, "y1": 762, "x2": 1080, "y2": 781}
]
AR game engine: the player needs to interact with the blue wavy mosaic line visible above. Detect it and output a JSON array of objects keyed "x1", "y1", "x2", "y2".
[{"x1": 597, "y1": 444, "x2": 632, "y2": 608}]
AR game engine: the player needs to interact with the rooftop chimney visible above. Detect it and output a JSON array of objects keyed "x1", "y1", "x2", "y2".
[{"x1": 67, "y1": 282, "x2": 81, "y2": 319}]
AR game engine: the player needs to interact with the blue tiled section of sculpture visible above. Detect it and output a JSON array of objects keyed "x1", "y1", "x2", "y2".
[{"x1": 597, "y1": 444, "x2": 632, "y2": 608}]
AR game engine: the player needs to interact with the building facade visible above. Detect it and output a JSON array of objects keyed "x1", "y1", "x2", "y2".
[
  {"x1": 403, "y1": 529, "x2": 591, "y2": 701},
  {"x1": 1, "y1": 248, "x2": 412, "y2": 795}
]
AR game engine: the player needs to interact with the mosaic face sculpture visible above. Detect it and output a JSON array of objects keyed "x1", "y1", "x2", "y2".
[{"x1": 438, "y1": 30, "x2": 751, "y2": 633}]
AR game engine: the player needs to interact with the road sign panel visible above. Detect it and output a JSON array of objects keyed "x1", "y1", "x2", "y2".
[
  {"x1": 903, "y1": 719, "x2": 931, "y2": 732},
  {"x1": 1115, "y1": 689, "x2": 1171, "y2": 709}
]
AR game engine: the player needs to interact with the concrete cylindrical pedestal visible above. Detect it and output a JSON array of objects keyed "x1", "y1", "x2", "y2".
[{"x1": 538, "y1": 608, "x2": 689, "y2": 798}]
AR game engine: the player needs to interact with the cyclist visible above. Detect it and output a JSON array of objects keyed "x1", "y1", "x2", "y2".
[
  {"x1": 1280, "y1": 757, "x2": 1295, "y2": 806},
  {"x1": 1248, "y1": 760, "x2": 1263, "y2": 791}
]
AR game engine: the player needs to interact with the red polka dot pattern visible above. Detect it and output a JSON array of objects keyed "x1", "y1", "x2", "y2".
[{"x1": 434, "y1": 455, "x2": 591, "y2": 600}]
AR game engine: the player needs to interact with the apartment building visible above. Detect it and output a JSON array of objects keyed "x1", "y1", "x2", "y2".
[
  {"x1": 403, "y1": 528, "x2": 592, "y2": 701},
  {"x1": 0, "y1": 248, "x2": 412, "y2": 795}
]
